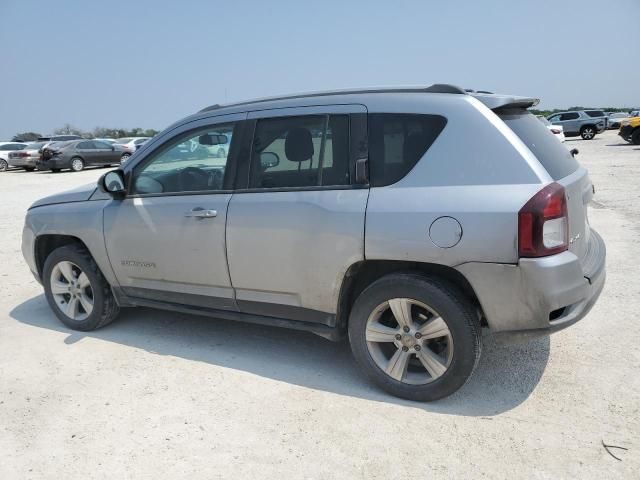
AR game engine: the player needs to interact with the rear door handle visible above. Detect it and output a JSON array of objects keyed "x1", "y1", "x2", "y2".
[{"x1": 185, "y1": 207, "x2": 217, "y2": 219}]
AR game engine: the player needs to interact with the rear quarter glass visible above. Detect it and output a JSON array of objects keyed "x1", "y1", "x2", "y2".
[{"x1": 498, "y1": 110, "x2": 579, "y2": 180}]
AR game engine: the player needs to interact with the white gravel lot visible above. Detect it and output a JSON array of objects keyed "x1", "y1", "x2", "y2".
[{"x1": 0, "y1": 130, "x2": 639, "y2": 479}]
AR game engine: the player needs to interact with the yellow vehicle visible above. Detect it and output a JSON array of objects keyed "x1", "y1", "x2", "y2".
[{"x1": 619, "y1": 115, "x2": 640, "y2": 144}]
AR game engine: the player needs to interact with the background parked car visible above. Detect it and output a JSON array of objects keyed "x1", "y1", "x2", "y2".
[
  {"x1": 583, "y1": 110, "x2": 609, "y2": 128},
  {"x1": 113, "y1": 137, "x2": 150, "y2": 162},
  {"x1": 0, "y1": 141, "x2": 28, "y2": 171},
  {"x1": 536, "y1": 115, "x2": 565, "y2": 142},
  {"x1": 547, "y1": 111, "x2": 606, "y2": 140},
  {"x1": 606, "y1": 112, "x2": 629, "y2": 129},
  {"x1": 38, "y1": 139, "x2": 128, "y2": 172},
  {"x1": 7, "y1": 141, "x2": 47, "y2": 171},
  {"x1": 619, "y1": 116, "x2": 640, "y2": 144},
  {"x1": 94, "y1": 138, "x2": 117, "y2": 145}
]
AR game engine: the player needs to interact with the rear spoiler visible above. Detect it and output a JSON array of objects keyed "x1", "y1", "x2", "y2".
[{"x1": 470, "y1": 92, "x2": 540, "y2": 111}]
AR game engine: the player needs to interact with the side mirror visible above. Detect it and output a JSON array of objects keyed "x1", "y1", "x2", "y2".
[
  {"x1": 570, "y1": 148, "x2": 579, "y2": 157},
  {"x1": 99, "y1": 169, "x2": 126, "y2": 198},
  {"x1": 260, "y1": 152, "x2": 279, "y2": 169}
]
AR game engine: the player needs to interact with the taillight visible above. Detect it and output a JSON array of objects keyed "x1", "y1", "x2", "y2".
[
  {"x1": 518, "y1": 183, "x2": 568, "y2": 257},
  {"x1": 550, "y1": 128, "x2": 562, "y2": 134}
]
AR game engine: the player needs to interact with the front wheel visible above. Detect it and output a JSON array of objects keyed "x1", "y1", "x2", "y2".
[
  {"x1": 120, "y1": 153, "x2": 131, "y2": 165},
  {"x1": 580, "y1": 126, "x2": 596, "y2": 140},
  {"x1": 0, "y1": 159, "x2": 8, "y2": 172},
  {"x1": 43, "y1": 245, "x2": 119, "y2": 331},
  {"x1": 348, "y1": 273, "x2": 481, "y2": 401},
  {"x1": 70, "y1": 157, "x2": 85, "y2": 172}
]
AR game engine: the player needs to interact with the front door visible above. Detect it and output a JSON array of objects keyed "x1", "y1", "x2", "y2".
[
  {"x1": 104, "y1": 116, "x2": 243, "y2": 310},
  {"x1": 226, "y1": 105, "x2": 369, "y2": 325}
]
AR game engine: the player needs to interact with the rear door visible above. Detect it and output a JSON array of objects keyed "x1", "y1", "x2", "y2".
[
  {"x1": 75, "y1": 141, "x2": 99, "y2": 165},
  {"x1": 226, "y1": 105, "x2": 368, "y2": 325}
]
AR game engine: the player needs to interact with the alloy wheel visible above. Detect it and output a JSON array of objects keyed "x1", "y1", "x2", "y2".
[
  {"x1": 365, "y1": 298, "x2": 453, "y2": 385},
  {"x1": 50, "y1": 261, "x2": 94, "y2": 321},
  {"x1": 71, "y1": 158, "x2": 84, "y2": 171},
  {"x1": 582, "y1": 128, "x2": 595, "y2": 139},
  {"x1": 0, "y1": 159, "x2": 7, "y2": 171}
]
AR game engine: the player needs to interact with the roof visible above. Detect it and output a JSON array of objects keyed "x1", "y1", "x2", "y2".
[{"x1": 199, "y1": 83, "x2": 539, "y2": 113}]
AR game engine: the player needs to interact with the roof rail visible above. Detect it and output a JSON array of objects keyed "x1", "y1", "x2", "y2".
[{"x1": 199, "y1": 83, "x2": 468, "y2": 112}]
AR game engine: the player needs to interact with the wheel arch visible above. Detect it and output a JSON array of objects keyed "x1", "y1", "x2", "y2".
[
  {"x1": 34, "y1": 234, "x2": 90, "y2": 280},
  {"x1": 336, "y1": 260, "x2": 484, "y2": 330}
]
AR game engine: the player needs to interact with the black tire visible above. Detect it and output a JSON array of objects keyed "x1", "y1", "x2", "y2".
[
  {"x1": 0, "y1": 159, "x2": 7, "y2": 172},
  {"x1": 43, "y1": 245, "x2": 120, "y2": 331},
  {"x1": 580, "y1": 125, "x2": 596, "y2": 140},
  {"x1": 348, "y1": 273, "x2": 481, "y2": 401},
  {"x1": 70, "y1": 157, "x2": 85, "y2": 172},
  {"x1": 632, "y1": 129, "x2": 640, "y2": 146},
  {"x1": 120, "y1": 153, "x2": 131, "y2": 164}
]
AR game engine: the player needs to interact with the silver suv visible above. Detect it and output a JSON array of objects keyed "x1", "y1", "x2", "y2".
[
  {"x1": 21, "y1": 85, "x2": 606, "y2": 401},
  {"x1": 547, "y1": 111, "x2": 606, "y2": 140}
]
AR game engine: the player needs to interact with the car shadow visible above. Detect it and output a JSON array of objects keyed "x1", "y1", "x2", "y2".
[{"x1": 10, "y1": 295, "x2": 550, "y2": 417}]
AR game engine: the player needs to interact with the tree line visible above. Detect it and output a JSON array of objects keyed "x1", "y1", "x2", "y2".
[{"x1": 12, "y1": 124, "x2": 159, "y2": 142}]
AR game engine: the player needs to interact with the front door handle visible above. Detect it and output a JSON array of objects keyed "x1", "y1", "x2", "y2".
[{"x1": 185, "y1": 207, "x2": 217, "y2": 219}]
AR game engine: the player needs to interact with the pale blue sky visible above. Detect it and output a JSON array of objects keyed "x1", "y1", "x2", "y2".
[{"x1": 1, "y1": 0, "x2": 639, "y2": 139}]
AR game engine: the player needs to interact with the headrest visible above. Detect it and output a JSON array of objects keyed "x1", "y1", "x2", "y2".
[{"x1": 285, "y1": 127, "x2": 314, "y2": 162}]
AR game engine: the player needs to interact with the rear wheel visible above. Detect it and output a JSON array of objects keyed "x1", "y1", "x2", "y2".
[
  {"x1": 348, "y1": 273, "x2": 481, "y2": 401},
  {"x1": 632, "y1": 129, "x2": 640, "y2": 145},
  {"x1": 0, "y1": 159, "x2": 7, "y2": 172},
  {"x1": 120, "y1": 153, "x2": 131, "y2": 164},
  {"x1": 43, "y1": 245, "x2": 119, "y2": 331},
  {"x1": 70, "y1": 157, "x2": 85, "y2": 172},
  {"x1": 580, "y1": 126, "x2": 596, "y2": 140}
]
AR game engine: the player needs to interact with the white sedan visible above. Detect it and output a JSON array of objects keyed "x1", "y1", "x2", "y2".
[{"x1": 537, "y1": 115, "x2": 565, "y2": 142}]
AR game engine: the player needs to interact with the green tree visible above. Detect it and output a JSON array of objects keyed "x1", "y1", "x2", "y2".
[{"x1": 12, "y1": 132, "x2": 41, "y2": 142}]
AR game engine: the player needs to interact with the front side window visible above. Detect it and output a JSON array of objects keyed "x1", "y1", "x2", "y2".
[
  {"x1": 249, "y1": 115, "x2": 350, "y2": 189},
  {"x1": 131, "y1": 124, "x2": 235, "y2": 195},
  {"x1": 368, "y1": 113, "x2": 447, "y2": 187}
]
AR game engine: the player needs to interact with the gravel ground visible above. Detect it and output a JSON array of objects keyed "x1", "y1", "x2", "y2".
[{"x1": 1, "y1": 130, "x2": 639, "y2": 479}]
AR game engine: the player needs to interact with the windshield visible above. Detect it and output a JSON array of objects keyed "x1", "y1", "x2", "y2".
[
  {"x1": 27, "y1": 142, "x2": 46, "y2": 150},
  {"x1": 500, "y1": 110, "x2": 578, "y2": 180}
]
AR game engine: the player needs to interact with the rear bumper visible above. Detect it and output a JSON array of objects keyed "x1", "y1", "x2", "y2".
[
  {"x1": 8, "y1": 157, "x2": 37, "y2": 167},
  {"x1": 457, "y1": 228, "x2": 606, "y2": 338}
]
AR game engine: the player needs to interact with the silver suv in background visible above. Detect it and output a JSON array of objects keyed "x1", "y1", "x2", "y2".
[
  {"x1": 547, "y1": 111, "x2": 606, "y2": 139},
  {"x1": 21, "y1": 85, "x2": 606, "y2": 401}
]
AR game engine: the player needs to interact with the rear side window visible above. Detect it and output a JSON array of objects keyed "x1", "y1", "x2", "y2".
[
  {"x1": 249, "y1": 114, "x2": 350, "y2": 188},
  {"x1": 368, "y1": 114, "x2": 447, "y2": 187},
  {"x1": 585, "y1": 110, "x2": 605, "y2": 117},
  {"x1": 499, "y1": 110, "x2": 579, "y2": 180}
]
